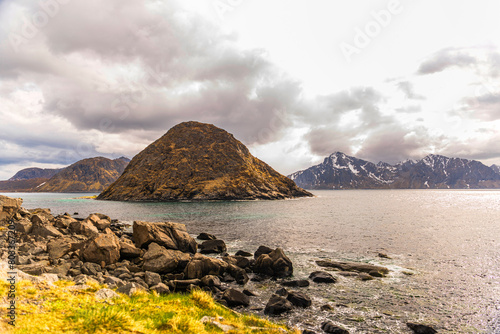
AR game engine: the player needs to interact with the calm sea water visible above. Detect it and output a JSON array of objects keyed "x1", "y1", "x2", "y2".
[{"x1": 3, "y1": 190, "x2": 500, "y2": 333}]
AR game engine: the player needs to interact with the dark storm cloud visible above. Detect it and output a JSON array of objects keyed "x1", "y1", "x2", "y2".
[{"x1": 417, "y1": 48, "x2": 476, "y2": 75}]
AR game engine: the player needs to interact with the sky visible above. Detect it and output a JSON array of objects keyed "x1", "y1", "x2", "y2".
[{"x1": 1, "y1": 0, "x2": 500, "y2": 179}]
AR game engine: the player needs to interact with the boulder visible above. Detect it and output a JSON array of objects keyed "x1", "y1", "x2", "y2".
[
  {"x1": 117, "y1": 282, "x2": 146, "y2": 296},
  {"x1": 407, "y1": 323, "x2": 438, "y2": 334},
  {"x1": 253, "y1": 248, "x2": 293, "y2": 278},
  {"x1": 81, "y1": 229, "x2": 121, "y2": 265},
  {"x1": 321, "y1": 321, "x2": 349, "y2": 334},
  {"x1": 69, "y1": 219, "x2": 99, "y2": 238},
  {"x1": 222, "y1": 288, "x2": 250, "y2": 307},
  {"x1": 315, "y1": 260, "x2": 389, "y2": 277},
  {"x1": 254, "y1": 245, "x2": 273, "y2": 259},
  {"x1": 133, "y1": 221, "x2": 197, "y2": 253},
  {"x1": 14, "y1": 218, "x2": 32, "y2": 234},
  {"x1": 142, "y1": 242, "x2": 191, "y2": 273},
  {"x1": 17, "y1": 261, "x2": 50, "y2": 276},
  {"x1": 286, "y1": 291, "x2": 312, "y2": 308},
  {"x1": 184, "y1": 253, "x2": 229, "y2": 279},
  {"x1": 281, "y1": 280, "x2": 310, "y2": 288},
  {"x1": 119, "y1": 240, "x2": 142, "y2": 259},
  {"x1": 197, "y1": 232, "x2": 216, "y2": 240},
  {"x1": 144, "y1": 271, "x2": 162, "y2": 287},
  {"x1": 81, "y1": 262, "x2": 102, "y2": 276},
  {"x1": 199, "y1": 239, "x2": 227, "y2": 254},
  {"x1": 31, "y1": 216, "x2": 63, "y2": 238},
  {"x1": 264, "y1": 295, "x2": 293, "y2": 316},
  {"x1": 47, "y1": 237, "x2": 79, "y2": 259},
  {"x1": 223, "y1": 255, "x2": 250, "y2": 269},
  {"x1": 0, "y1": 195, "x2": 22, "y2": 222},
  {"x1": 104, "y1": 276, "x2": 125, "y2": 288},
  {"x1": 150, "y1": 283, "x2": 170, "y2": 294},
  {"x1": 172, "y1": 279, "x2": 201, "y2": 291},
  {"x1": 54, "y1": 216, "x2": 77, "y2": 229},
  {"x1": 235, "y1": 250, "x2": 252, "y2": 257},
  {"x1": 309, "y1": 271, "x2": 337, "y2": 283},
  {"x1": 200, "y1": 275, "x2": 222, "y2": 288},
  {"x1": 227, "y1": 264, "x2": 249, "y2": 285},
  {"x1": 95, "y1": 288, "x2": 120, "y2": 300}
]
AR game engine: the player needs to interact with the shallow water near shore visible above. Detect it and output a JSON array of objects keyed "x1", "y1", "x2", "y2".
[{"x1": 4, "y1": 190, "x2": 500, "y2": 333}]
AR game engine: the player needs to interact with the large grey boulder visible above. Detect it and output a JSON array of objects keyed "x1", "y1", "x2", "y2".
[
  {"x1": 142, "y1": 242, "x2": 190, "y2": 273},
  {"x1": 253, "y1": 248, "x2": 293, "y2": 278},
  {"x1": 133, "y1": 221, "x2": 197, "y2": 253},
  {"x1": 184, "y1": 253, "x2": 228, "y2": 279},
  {"x1": 81, "y1": 229, "x2": 121, "y2": 265}
]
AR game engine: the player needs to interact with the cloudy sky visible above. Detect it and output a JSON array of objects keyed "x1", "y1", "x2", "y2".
[{"x1": 1, "y1": 0, "x2": 500, "y2": 179}]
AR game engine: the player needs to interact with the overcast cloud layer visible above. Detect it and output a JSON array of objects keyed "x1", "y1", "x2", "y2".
[{"x1": 1, "y1": 0, "x2": 500, "y2": 179}]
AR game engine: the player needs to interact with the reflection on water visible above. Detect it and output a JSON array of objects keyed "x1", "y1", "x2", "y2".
[{"x1": 3, "y1": 190, "x2": 500, "y2": 333}]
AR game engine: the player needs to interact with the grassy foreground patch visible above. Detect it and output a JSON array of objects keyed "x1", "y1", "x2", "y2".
[{"x1": 0, "y1": 280, "x2": 298, "y2": 334}]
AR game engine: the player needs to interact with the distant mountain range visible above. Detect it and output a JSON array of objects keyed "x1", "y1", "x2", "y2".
[
  {"x1": 0, "y1": 157, "x2": 130, "y2": 192},
  {"x1": 288, "y1": 152, "x2": 500, "y2": 189}
]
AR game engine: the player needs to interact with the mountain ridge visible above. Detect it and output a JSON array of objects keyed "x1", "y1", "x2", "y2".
[{"x1": 289, "y1": 152, "x2": 500, "y2": 189}]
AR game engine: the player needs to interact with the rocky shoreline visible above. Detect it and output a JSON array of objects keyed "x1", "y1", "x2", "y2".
[{"x1": 0, "y1": 195, "x2": 437, "y2": 333}]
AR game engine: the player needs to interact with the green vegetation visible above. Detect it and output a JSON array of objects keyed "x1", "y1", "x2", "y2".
[{"x1": 0, "y1": 280, "x2": 298, "y2": 334}]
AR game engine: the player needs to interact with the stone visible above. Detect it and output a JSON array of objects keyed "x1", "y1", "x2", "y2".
[
  {"x1": 144, "y1": 271, "x2": 162, "y2": 287},
  {"x1": 132, "y1": 221, "x2": 197, "y2": 253},
  {"x1": 200, "y1": 275, "x2": 222, "y2": 288},
  {"x1": 235, "y1": 250, "x2": 252, "y2": 257},
  {"x1": 81, "y1": 262, "x2": 102, "y2": 276},
  {"x1": 200, "y1": 316, "x2": 237, "y2": 332},
  {"x1": 302, "y1": 330, "x2": 316, "y2": 334},
  {"x1": 39, "y1": 273, "x2": 59, "y2": 284},
  {"x1": 47, "y1": 237, "x2": 78, "y2": 259},
  {"x1": 104, "y1": 275, "x2": 125, "y2": 288},
  {"x1": 31, "y1": 217, "x2": 63, "y2": 238},
  {"x1": 197, "y1": 232, "x2": 216, "y2": 240},
  {"x1": 286, "y1": 291, "x2": 312, "y2": 308},
  {"x1": 253, "y1": 248, "x2": 293, "y2": 278},
  {"x1": 281, "y1": 279, "x2": 310, "y2": 287},
  {"x1": 199, "y1": 239, "x2": 227, "y2": 254},
  {"x1": 184, "y1": 253, "x2": 228, "y2": 279},
  {"x1": 227, "y1": 264, "x2": 249, "y2": 285},
  {"x1": 359, "y1": 273, "x2": 374, "y2": 281},
  {"x1": 117, "y1": 282, "x2": 146, "y2": 296},
  {"x1": 18, "y1": 261, "x2": 50, "y2": 275},
  {"x1": 407, "y1": 323, "x2": 438, "y2": 334},
  {"x1": 264, "y1": 295, "x2": 293, "y2": 316},
  {"x1": 93, "y1": 219, "x2": 111, "y2": 231},
  {"x1": 49, "y1": 262, "x2": 72, "y2": 277},
  {"x1": 243, "y1": 289, "x2": 258, "y2": 297},
  {"x1": 81, "y1": 229, "x2": 121, "y2": 265},
  {"x1": 54, "y1": 216, "x2": 77, "y2": 229},
  {"x1": 275, "y1": 288, "x2": 288, "y2": 296},
  {"x1": 309, "y1": 271, "x2": 337, "y2": 283},
  {"x1": 0, "y1": 195, "x2": 22, "y2": 222},
  {"x1": 315, "y1": 260, "x2": 389, "y2": 277},
  {"x1": 95, "y1": 288, "x2": 120, "y2": 300},
  {"x1": 254, "y1": 245, "x2": 273, "y2": 259},
  {"x1": 223, "y1": 255, "x2": 250, "y2": 269},
  {"x1": 142, "y1": 242, "x2": 190, "y2": 273},
  {"x1": 172, "y1": 279, "x2": 201, "y2": 291},
  {"x1": 69, "y1": 219, "x2": 99, "y2": 238},
  {"x1": 222, "y1": 288, "x2": 250, "y2": 307},
  {"x1": 119, "y1": 240, "x2": 142, "y2": 259},
  {"x1": 150, "y1": 283, "x2": 170, "y2": 294},
  {"x1": 14, "y1": 218, "x2": 32, "y2": 234},
  {"x1": 321, "y1": 321, "x2": 349, "y2": 334}
]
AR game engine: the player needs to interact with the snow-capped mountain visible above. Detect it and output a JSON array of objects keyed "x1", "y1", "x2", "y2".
[{"x1": 288, "y1": 152, "x2": 500, "y2": 189}]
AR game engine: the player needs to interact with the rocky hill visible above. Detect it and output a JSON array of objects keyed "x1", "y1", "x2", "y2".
[
  {"x1": 98, "y1": 121, "x2": 312, "y2": 201},
  {"x1": 35, "y1": 157, "x2": 130, "y2": 192},
  {"x1": 492, "y1": 164, "x2": 500, "y2": 175},
  {"x1": 0, "y1": 178, "x2": 49, "y2": 192},
  {"x1": 289, "y1": 152, "x2": 500, "y2": 189},
  {"x1": 9, "y1": 167, "x2": 62, "y2": 181}
]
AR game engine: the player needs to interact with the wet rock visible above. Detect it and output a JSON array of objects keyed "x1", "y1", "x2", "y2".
[
  {"x1": 184, "y1": 253, "x2": 228, "y2": 279},
  {"x1": 407, "y1": 323, "x2": 438, "y2": 334},
  {"x1": 95, "y1": 288, "x2": 119, "y2": 300},
  {"x1": 227, "y1": 264, "x2": 249, "y2": 285},
  {"x1": 142, "y1": 242, "x2": 190, "y2": 273},
  {"x1": 321, "y1": 304, "x2": 334, "y2": 311},
  {"x1": 223, "y1": 255, "x2": 250, "y2": 269},
  {"x1": 201, "y1": 275, "x2": 222, "y2": 288},
  {"x1": 235, "y1": 250, "x2": 252, "y2": 257},
  {"x1": 253, "y1": 248, "x2": 293, "y2": 278},
  {"x1": 197, "y1": 232, "x2": 216, "y2": 240},
  {"x1": 199, "y1": 239, "x2": 227, "y2": 254},
  {"x1": 222, "y1": 288, "x2": 250, "y2": 307},
  {"x1": 144, "y1": 271, "x2": 161, "y2": 287},
  {"x1": 14, "y1": 218, "x2": 32, "y2": 234},
  {"x1": 286, "y1": 291, "x2": 312, "y2": 308},
  {"x1": 254, "y1": 245, "x2": 273, "y2": 259},
  {"x1": 264, "y1": 295, "x2": 293, "y2": 316},
  {"x1": 81, "y1": 229, "x2": 121, "y2": 265},
  {"x1": 302, "y1": 330, "x2": 316, "y2": 334},
  {"x1": 275, "y1": 287, "x2": 288, "y2": 296},
  {"x1": 320, "y1": 321, "x2": 349, "y2": 334},
  {"x1": 316, "y1": 260, "x2": 389, "y2": 277},
  {"x1": 119, "y1": 240, "x2": 142, "y2": 259},
  {"x1": 117, "y1": 282, "x2": 146, "y2": 296},
  {"x1": 0, "y1": 195, "x2": 22, "y2": 222},
  {"x1": 243, "y1": 289, "x2": 258, "y2": 297},
  {"x1": 133, "y1": 221, "x2": 197, "y2": 253},
  {"x1": 281, "y1": 279, "x2": 310, "y2": 287},
  {"x1": 150, "y1": 283, "x2": 170, "y2": 294},
  {"x1": 378, "y1": 252, "x2": 391, "y2": 259},
  {"x1": 309, "y1": 271, "x2": 337, "y2": 283}
]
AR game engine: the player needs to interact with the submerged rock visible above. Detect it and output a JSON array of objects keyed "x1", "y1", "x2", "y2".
[
  {"x1": 407, "y1": 323, "x2": 438, "y2": 334},
  {"x1": 320, "y1": 321, "x2": 349, "y2": 334},
  {"x1": 286, "y1": 291, "x2": 312, "y2": 308},
  {"x1": 315, "y1": 260, "x2": 389, "y2": 277}
]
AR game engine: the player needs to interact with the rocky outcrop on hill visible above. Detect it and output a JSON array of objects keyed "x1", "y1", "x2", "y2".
[
  {"x1": 289, "y1": 152, "x2": 500, "y2": 189},
  {"x1": 36, "y1": 157, "x2": 129, "y2": 193},
  {"x1": 98, "y1": 121, "x2": 312, "y2": 201}
]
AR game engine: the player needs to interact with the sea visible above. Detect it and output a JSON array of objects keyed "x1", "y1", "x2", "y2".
[{"x1": 3, "y1": 190, "x2": 499, "y2": 333}]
